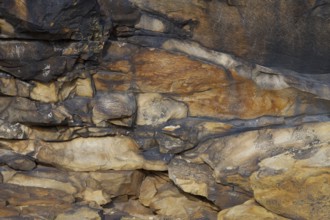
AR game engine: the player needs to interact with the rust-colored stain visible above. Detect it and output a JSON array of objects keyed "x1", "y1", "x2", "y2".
[
  {"x1": 134, "y1": 49, "x2": 230, "y2": 94},
  {"x1": 96, "y1": 48, "x2": 325, "y2": 119}
]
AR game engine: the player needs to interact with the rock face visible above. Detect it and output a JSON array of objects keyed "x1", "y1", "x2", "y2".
[{"x1": 0, "y1": 0, "x2": 329, "y2": 219}]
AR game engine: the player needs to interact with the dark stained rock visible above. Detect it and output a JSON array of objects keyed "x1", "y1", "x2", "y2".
[
  {"x1": 0, "y1": 0, "x2": 102, "y2": 40},
  {"x1": 0, "y1": 97, "x2": 67, "y2": 125},
  {"x1": 0, "y1": 41, "x2": 103, "y2": 82},
  {"x1": 0, "y1": 149, "x2": 35, "y2": 171}
]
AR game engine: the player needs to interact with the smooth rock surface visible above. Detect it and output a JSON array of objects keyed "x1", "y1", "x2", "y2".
[{"x1": 36, "y1": 136, "x2": 167, "y2": 171}]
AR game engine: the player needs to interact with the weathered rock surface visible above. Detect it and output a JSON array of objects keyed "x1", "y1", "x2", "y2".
[
  {"x1": 169, "y1": 158, "x2": 252, "y2": 209},
  {"x1": 251, "y1": 145, "x2": 330, "y2": 220},
  {"x1": 0, "y1": 0, "x2": 329, "y2": 219},
  {"x1": 129, "y1": 0, "x2": 330, "y2": 74},
  {"x1": 36, "y1": 136, "x2": 167, "y2": 171},
  {"x1": 0, "y1": 183, "x2": 74, "y2": 219},
  {"x1": 217, "y1": 199, "x2": 289, "y2": 220},
  {"x1": 136, "y1": 93, "x2": 188, "y2": 126},
  {"x1": 181, "y1": 122, "x2": 330, "y2": 191},
  {"x1": 139, "y1": 174, "x2": 219, "y2": 219}
]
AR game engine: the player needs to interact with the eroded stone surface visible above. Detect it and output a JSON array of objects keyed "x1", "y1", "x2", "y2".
[
  {"x1": 136, "y1": 93, "x2": 188, "y2": 126},
  {"x1": 36, "y1": 136, "x2": 167, "y2": 171},
  {"x1": 0, "y1": 0, "x2": 329, "y2": 219},
  {"x1": 217, "y1": 199, "x2": 289, "y2": 220},
  {"x1": 139, "y1": 174, "x2": 218, "y2": 219},
  {"x1": 251, "y1": 145, "x2": 330, "y2": 220},
  {"x1": 169, "y1": 158, "x2": 251, "y2": 209},
  {"x1": 182, "y1": 121, "x2": 330, "y2": 191},
  {"x1": 130, "y1": 0, "x2": 330, "y2": 74}
]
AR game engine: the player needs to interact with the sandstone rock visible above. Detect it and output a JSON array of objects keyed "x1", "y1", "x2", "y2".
[
  {"x1": 99, "y1": 46, "x2": 330, "y2": 119},
  {"x1": 133, "y1": 49, "x2": 229, "y2": 94},
  {"x1": 169, "y1": 158, "x2": 251, "y2": 209},
  {"x1": 0, "y1": 183, "x2": 74, "y2": 208},
  {"x1": 135, "y1": 14, "x2": 166, "y2": 33},
  {"x1": 55, "y1": 206, "x2": 102, "y2": 220},
  {"x1": 182, "y1": 121, "x2": 330, "y2": 191},
  {"x1": 5, "y1": 166, "x2": 144, "y2": 205},
  {"x1": 30, "y1": 81, "x2": 59, "y2": 103},
  {"x1": 104, "y1": 199, "x2": 155, "y2": 220},
  {"x1": 36, "y1": 136, "x2": 167, "y2": 171},
  {"x1": 130, "y1": 0, "x2": 330, "y2": 74},
  {"x1": 217, "y1": 199, "x2": 289, "y2": 220},
  {"x1": 136, "y1": 93, "x2": 188, "y2": 126},
  {"x1": 250, "y1": 145, "x2": 330, "y2": 220},
  {"x1": 0, "y1": 72, "x2": 31, "y2": 97},
  {"x1": 139, "y1": 174, "x2": 218, "y2": 219},
  {"x1": 7, "y1": 172, "x2": 77, "y2": 195}
]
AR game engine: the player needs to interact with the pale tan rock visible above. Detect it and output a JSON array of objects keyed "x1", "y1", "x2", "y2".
[
  {"x1": 55, "y1": 206, "x2": 101, "y2": 220},
  {"x1": 81, "y1": 189, "x2": 110, "y2": 205},
  {"x1": 217, "y1": 199, "x2": 289, "y2": 220},
  {"x1": 135, "y1": 14, "x2": 166, "y2": 32},
  {"x1": 0, "y1": 74, "x2": 29, "y2": 97},
  {"x1": 88, "y1": 170, "x2": 144, "y2": 197},
  {"x1": 75, "y1": 78, "x2": 94, "y2": 98},
  {"x1": 36, "y1": 136, "x2": 167, "y2": 171},
  {"x1": 104, "y1": 199, "x2": 155, "y2": 219},
  {"x1": 183, "y1": 121, "x2": 330, "y2": 191},
  {"x1": 136, "y1": 93, "x2": 188, "y2": 126},
  {"x1": 5, "y1": 166, "x2": 144, "y2": 205},
  {"x1": 0, "y1": 18, "x2": 15, "y2": 36},
  {"x1": 250, "y1": 145, "x2": 330, "y2": 220},
  {"x1": 30, "y1": 81, "x2": 59, "y2": 103},
  {"x1": 7, "y1": 173, "x2": 77, "y2": 195},
  {"x1": 139, "y1": 174, "x2": 218, "y2": 219}
]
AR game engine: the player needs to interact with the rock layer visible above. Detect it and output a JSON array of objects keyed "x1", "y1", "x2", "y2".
[{"x1": 0, "y1": 0, "x2": 329, "y2": 219}]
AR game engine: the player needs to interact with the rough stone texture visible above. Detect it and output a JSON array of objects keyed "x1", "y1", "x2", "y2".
[
  {"x1": 251, "y1": 145, "x2": 330, "y2": 220},
  {"x1": 168, "y1": 158, "x2": 251, "y2": 209},
  {"x1": 136, "y1": 93, "x2": 188, "y2": 126},
  {"x1": 130, "y1": 0, "x2": 330, "y2": 74},
  {"x1": 217, "y1": 199, "x2": 289, "y2": 220},
  {"x1": 0, "y1": 0, "x2": 329, "y2": 219},
  {"x1": 139, "y1": 174, "x2": 219, "y2": 219}
]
